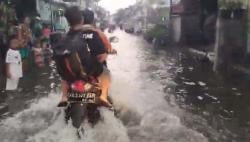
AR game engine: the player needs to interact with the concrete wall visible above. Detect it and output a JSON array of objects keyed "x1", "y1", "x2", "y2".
[
  {"x1": 170, "y1": 15, "x2": 182, "y2": 43},
  {"x1": 181, "y1": 15, "x2": 203, "y2": 44},
  {"x1": 247, "y1": 0, "x2": 250, "y2": 53},
  {"x1": 213, "y1": 17, "x2": 246, "y2": 75}
]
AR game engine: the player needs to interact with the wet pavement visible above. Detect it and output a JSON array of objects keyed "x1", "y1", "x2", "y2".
[{"x1": 0, "y1": 30, "x2": 250, "y2": 142}]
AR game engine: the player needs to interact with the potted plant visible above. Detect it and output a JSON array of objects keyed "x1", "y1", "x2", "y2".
[
  {"x1": 219, "y1": 0, "x2": 233, "y2": 19},
  {"x1": 233, "y1": 1, "x2": 245, "y2": 19},
  {"x1": 219, "y1": 0, "x2": 246, "y2": 19}
]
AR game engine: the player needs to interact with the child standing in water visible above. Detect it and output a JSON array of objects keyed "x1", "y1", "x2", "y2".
[{"x1": 5, "y1": 35, "x2": 23, "y2": 90}]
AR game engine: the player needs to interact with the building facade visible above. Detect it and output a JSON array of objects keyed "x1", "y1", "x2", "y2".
[{"x1": 247, "y1": 0, "x2": 250, "y2": 54}]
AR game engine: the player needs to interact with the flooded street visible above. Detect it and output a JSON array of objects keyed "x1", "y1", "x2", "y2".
[{"x1": 0, "y1": 30, "x2": 250, "y2": 142}]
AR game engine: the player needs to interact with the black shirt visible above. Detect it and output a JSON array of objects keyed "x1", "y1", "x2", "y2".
[
  {"x1": 55, "y1": 29, "x2": 105, "y2": 79},
  {"x1": 82, "y1": 29, "x2": 107, "y2": 57}
]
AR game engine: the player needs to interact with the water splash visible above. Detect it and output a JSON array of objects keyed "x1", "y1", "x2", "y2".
[
  {"x1": 109, "y1": 31, "x2": 208, "y2": 142},
  {"x1": 0, "y1": 31, "x2": 209, "y2": 142},
  {"x1": 0, "y1": 94, "x2": 129, "y2": 142}
]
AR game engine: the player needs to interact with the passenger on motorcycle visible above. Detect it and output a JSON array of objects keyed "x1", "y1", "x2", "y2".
[
  {"x1": 57, "y1": 7, "x2": 114, "y2": 107},
  {"x1": 81, "y1": 9, "x2": 117, "y2": 106}
]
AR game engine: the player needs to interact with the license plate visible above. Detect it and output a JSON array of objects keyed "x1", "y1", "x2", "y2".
[{"x1": 68, "y1": 92, "x2": 96, "y2": 103}]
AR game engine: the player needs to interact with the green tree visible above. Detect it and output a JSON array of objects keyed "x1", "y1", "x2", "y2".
[{"x1": 114, "y1": 9, "x2": 126, "y2": 24}]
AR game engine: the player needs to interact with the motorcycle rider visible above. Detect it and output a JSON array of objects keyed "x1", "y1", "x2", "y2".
[{"x1": 57, "y1": 7, "x2": 113, "y2": 107}]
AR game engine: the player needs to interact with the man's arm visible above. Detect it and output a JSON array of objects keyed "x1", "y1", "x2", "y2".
[
  {"x1": 96, "y1": 53, "x2": 108, "y2": 63},
  {"x1": 5, "y1": 51, "x2": 11, "y2": 78},
  {"x1": 5, "y1": 63, "x2": 11, "y2": 78},
  {"x1": 90, "y1": 32, "x2": 108, "y2": 63},
  {"x1": 98, "y1": 31, "x2": 113, "y2": 53}
]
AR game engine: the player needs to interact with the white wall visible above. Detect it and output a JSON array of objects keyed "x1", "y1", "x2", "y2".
[
  {"x1": 77, "y1": 0, "x2": 86, "y2": 10},
  {"x1": 172, "y1": 16, "x2": 181, "y2": 43},
  {"x1": 37, "y1": 0, "x2": 51, "y2": 21}
]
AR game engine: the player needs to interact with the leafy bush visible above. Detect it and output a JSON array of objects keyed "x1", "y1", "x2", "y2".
[{"x1": 143, "y1": 24, "x2": 168, "y2": 42}]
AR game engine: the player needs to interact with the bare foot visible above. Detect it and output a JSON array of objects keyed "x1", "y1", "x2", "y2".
[{"x1": 100, "y1": 96, "x2": 112, "y2": 108}]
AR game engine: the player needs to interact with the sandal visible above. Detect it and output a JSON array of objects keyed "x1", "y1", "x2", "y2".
[{"x1": 57, "y1": 101, "x2": 68, "y2": 107}]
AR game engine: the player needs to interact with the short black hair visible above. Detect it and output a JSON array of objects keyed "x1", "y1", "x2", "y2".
[
  {"x1": 82, "y1": 9, "x2": 94, "y2": 24},
  {"x1": 7, "y1": 34, "x2": 18, "y2": 47},
  {"x1": 65, "y1": 6, "x2": 82, "y2": 26}
]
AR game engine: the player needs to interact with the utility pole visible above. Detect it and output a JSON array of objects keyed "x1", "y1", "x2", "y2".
[
  {"x1": 247, "y1": 0, "x2": 250, "y2": 53},
  {"x1": 170, "y1": 0, "x2": 173, "y2": 17},
  {"x1": 143, "y1": 0, "x2": 148, "y2": 30},
  {"x1": 50, "y1": 0, "x2": 53, "y2": 31}
]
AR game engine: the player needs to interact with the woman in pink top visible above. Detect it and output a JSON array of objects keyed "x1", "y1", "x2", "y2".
[
  {"x1": 42, "y1": 24, "x2": 51, "y2": 48},
  {"x1": 42, "y1": 24, "x2": 51, "y2": 38}
]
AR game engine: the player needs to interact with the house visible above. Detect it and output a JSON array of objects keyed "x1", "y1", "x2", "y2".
[
  {"x1": 170, "y1": 0, "x2": 218, "y2": 45},
  {"x1": 170, "y1": 2, "x2": 183, "y2": 43},
  {"x1": 36, "y1": 0, "x2": 88, "y2": 32},
  {"x1": 214, "y1": 0, "x2": 249, "y2": 74},
  {"x1": 169, "y1": 0, "x2": 250, "y2": 75}
]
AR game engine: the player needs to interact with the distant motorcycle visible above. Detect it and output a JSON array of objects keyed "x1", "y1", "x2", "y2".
[{"x1": 109, "y1": 36, "x2": 119, "y2": 43}]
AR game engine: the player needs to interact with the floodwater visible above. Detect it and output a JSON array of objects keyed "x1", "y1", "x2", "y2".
[{"x1": 0, "y1": 30, "x2": 249, "y2": 142}]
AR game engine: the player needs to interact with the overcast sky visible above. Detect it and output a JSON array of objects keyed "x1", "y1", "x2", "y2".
[{"x1": 99, "y1": 0, "x2": 136, "y2": 14}]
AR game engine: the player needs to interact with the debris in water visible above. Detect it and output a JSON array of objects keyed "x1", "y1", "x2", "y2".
[
  {"x1": 204, "y1": 93, "x2": 218, "y2": 100},
  {"x1": 235, "y1": 93, "x2": 242, "y2": 96},
  {"x1": 34, "y1": 85, "x2": 43, "y2": 89},
  {"x1": 17, "y1": 88, "x2": 23, "y2": 92},
  {"x1": 0, "y1": 104, "x2": 8, "y2": 110},
  {"x1": 198, "y1": 81, "x2": 206, "y2": 86},
  {"x1": 202, "y1": 111, "x2": 210, "y2": 116},
  {"x1": 168, "y1": 62, "x2": 174, "y2": 66},
  {"x1": 2, "y1": 112, "x2": 10, "y2": 116},
  {"x1": 188, "y1": 67, "x2": 194, "y2": 71},
  {"x1": 50, "y1": 83, "x2": 55, "y2": 89},
  {"x1": 197, "y1": 96, "x2": 204, "y2": 100},
  {"x1": 180, "y1": 77, "x2": 186, "y2": 80},
  {"x1": 176, "y1": 67, "x2": 183, "y2": 73},
  {"x1": 176, "y1": 89, "x2": 187, "y2": 94},
  {"x1": 49, "y1": 76, "x2": 55, "y2": 79},
  {"x1": 232, "y1": 88, "x2": 237, "y2": 91},
  {"x1": 184, "y1": 81, "x2": 196, "y2": 86}
]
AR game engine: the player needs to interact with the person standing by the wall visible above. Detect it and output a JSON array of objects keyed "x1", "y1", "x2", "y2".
[
  {"x1": 18, "y1": 16, "x2": 32, "y2": 72},
  {"x1": 41, "y1": 23, "x2": 51, "y2": 48},
  {"x1": 32, "y1": 16, "x2": 43, "y2": 41},
  {"x1": 5, "y1": 35, "x2": 22, "y2": 90}
]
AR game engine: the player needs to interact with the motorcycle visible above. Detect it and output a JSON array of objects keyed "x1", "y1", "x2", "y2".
[
  {"x1": 61, "y1": 36, "x2": 118, "y2": 138},
  {"x1": 64, "y1": 80, "x2": 115, "y2": 138}
]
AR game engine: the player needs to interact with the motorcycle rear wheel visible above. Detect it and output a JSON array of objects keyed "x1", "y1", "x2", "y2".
[{"x1": 67, "y1": 103, "x2": 88, "y2": 129}]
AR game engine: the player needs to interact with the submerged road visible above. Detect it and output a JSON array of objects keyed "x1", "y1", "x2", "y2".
[{"x1": 0, "y1": 30, "x2": 249, "y2": 142}]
